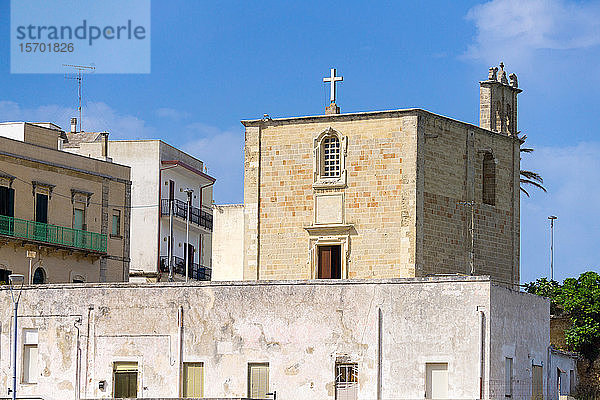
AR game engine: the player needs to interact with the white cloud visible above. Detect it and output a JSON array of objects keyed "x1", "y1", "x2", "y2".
[
  {"x1": 520, "y1": 141, "x2": 600, "y2": 283},
  {"x1": 0, "y1": 100, "x2": 154, "y2": 139},
  {"x1": 465, "y1": 0, "x2": 600, "y2": 64},
  {"x1": 156, "y1": 107, "x2": 190, "y2": 120}
]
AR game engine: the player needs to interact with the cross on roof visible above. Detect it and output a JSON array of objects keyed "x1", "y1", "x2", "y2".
[{"x1": 323, "y1": 68, "x2": 343, "y2": 104}]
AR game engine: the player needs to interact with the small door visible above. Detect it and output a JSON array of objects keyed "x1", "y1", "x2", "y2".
[
  {"x1": 248, "y1": 363, "x2": 269, "y2": 399},
  {"x1": 73, "y1": 208, "x2": 85, "y2": 230},
  {"x1": 183, "y1": 362, "x2": 204, "y2": 398},
  {"x1": 532, "y1": 365, "x2": 543, "y2": 400},
  {"x1": 113, "y1": 362, "x2": 138, "y2": 399},
  {"x1": 318, "y1": 245, "x2": 341, "y2": 279},
  {"x1": 426, "y1": 363, "x2": 448, "y2": 399}
]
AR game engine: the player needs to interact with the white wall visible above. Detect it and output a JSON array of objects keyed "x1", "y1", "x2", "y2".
[
  {"x1": 212, "y1": 204, "x2": 244, "y2": 281},
  {"x1": 0, "y1": 277, "x2": 550, "y2": 400}
]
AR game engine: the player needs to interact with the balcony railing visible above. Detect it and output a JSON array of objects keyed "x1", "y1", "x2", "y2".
[
  {"x1": 160, "y1": 255, "x2": 211, "y2": 281},
  {"x1": 0, "y1": 215, "x2": 107, "y2": 253},
  {"x1": 160, "y1": 199, "x2": 213, "y2": 231}
]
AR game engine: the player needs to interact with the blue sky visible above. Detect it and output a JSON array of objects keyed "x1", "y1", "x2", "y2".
[{"x1": 0, "y1": 0, "x2": 598, "y2": 283}]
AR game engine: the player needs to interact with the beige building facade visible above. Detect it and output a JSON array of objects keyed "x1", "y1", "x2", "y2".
[
  {"x1": 0, "y1": 122, "x2": 131, "y2": 283},
  {"x1": 64, "y1": 136, "x2": 215, "y2": 282},
  {"x1": 239, "y1": 64, "x2": 521, "y2": 285}
]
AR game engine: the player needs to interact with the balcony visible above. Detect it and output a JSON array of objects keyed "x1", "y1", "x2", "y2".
[
  {"x1": 161, "y1": 199, "x2": 213, "y2": 231},
  {"x1": 0, "y1": 215, "x2": 107, "y2": 253},
  {"x1": 159, "y1": 255, "x2": 211, "y2": 281}
]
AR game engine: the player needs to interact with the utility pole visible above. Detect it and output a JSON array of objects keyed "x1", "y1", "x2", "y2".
[
  {"x1": 184, "y1": 188, "x2": 193, "y2": 283},
  {"x1": 548, "y1": 215, "x2": 557, "y2": 280}
]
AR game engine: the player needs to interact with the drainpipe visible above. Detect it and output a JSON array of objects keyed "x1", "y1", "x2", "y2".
[
  {"x1": 178, "y1": 306, "x2": 184, "y2": 397},
  {"x1": 74, "y1": 317, "x2": 82, "y2": 400},
  {"x1": 478, "y1": 309, "x2": 485, "y2": 400},
  {"x1": 377, "y1": 308, "x2": 383, "y2": 400}
]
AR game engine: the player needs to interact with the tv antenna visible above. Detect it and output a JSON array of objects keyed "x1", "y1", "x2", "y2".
[{"x1": 63, "y1": 64, "x2": 95, "y2": 132}]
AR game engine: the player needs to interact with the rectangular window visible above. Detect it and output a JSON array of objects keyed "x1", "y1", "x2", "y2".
[
  {"x1": 335, "y1": 362, "x2": 358, "y2": 400},
  {"x1": 426, "y1": 363, "x2": 448, "y2": 399},
  {"x1": 0, "y1": 186, "x2": 15, "y2": 217},
  {"x1": 113, "y1": 362, "x2": 138, "y2": 398},
  {"x1": 505, "y1": 358, "x2": 513, "y2": 397},
  {"x1": 112, "y1": 210, "x2": 121, "y2": 236},
  {"x1": 22, "y1": 329, "x2": 38, "y2": 384},
  {"x1": 183, "y1": 362, "x2": 204, "y2": 398},
  {"x1": 248, "y1": 363, "x2": 269, "y2": 399}
]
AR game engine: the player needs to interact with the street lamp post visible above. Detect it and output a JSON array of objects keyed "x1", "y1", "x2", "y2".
[
  {"x1": 548, "y1": 216, "x2": 557, "y2": 280},
  {"x1": 184, "y1": 188, "x2": 194, "y2": 283},
  {"x1": 8, "y1": 274, "x2": 24, "y2": 400}
]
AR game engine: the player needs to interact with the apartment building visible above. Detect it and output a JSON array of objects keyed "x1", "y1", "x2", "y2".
[
  {"x1": 0, "y1": 122, "x2": 131, "y2": 283},
  {"x1": 64, "y1": 134, "x2": 215, "y2": 282}
]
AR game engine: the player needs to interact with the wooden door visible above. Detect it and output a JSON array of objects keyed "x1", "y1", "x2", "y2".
[{"x1": 318, "y1": 245, "x2": 341, "y2": 279}]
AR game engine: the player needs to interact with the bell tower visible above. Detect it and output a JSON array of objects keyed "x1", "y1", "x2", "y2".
[{"x1": 479, "y1": 62, "x2": 522, "y2": 135}]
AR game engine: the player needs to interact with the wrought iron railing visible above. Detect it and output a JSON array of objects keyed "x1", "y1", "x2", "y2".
[
  {"x1": 159, "y1": 255, "x2": 211, "y2": 281},
  {"x1": 0, "y1": 215, "x2": 107, "y2": 253},
  {"x1": 160, "y1": 199, "x2": 213, "y2": 231}
]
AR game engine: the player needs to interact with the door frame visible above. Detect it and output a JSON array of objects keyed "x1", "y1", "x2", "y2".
[{"x1": 309, "y1": 235, "x2": 349, "y2": 279}]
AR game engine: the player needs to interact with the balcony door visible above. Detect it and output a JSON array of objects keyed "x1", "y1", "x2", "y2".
[
  {"x1": 184, "y1": 243, "x2": 195, "y2": 278},
  {"x1": 34, "y1": 193, "x2": 48, "y2": 241},
  {"x1": 35, "y1": 193, "x2": 48, "y2": 223},
  {"x1": 0, "y1": 186, "x2": 14, "y2": 234}
]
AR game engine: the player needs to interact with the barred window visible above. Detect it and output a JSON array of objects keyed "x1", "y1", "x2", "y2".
[{"x1": 322, "y1": 136, "x2": 341, "y2": 178}]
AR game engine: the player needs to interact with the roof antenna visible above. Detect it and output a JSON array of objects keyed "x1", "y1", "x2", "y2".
[{"x1": 63, "y1": 64, "x2": 95, "y2": 132}]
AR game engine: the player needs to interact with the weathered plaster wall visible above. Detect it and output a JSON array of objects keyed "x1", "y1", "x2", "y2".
[
  {"x1": 0, "y1": 277, "x2": 548, "y2": 400},
  {"x1": 489, "y1": 284, "x2": 549, "y2": 398},
  {"x1": 211, "y1": 204, "x2": 244, "y2": 281}
]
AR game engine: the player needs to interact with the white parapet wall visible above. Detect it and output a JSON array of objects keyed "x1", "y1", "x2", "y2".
[{"x1": 0, "y1": 276, "x2": 549, "y2": 400}]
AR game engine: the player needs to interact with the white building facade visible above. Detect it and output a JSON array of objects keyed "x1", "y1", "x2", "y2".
[
  {"x1": 0, "y1": 276, "x2": 556, "y2": 400},
  {"x1": 65, "y1": 138, "x2": 214, "y2": 282}
]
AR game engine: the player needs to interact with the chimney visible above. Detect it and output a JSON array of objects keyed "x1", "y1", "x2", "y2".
[
  {"x1": 70, "y1": 118, "x2": 77, "y2": 133},
  {"x1": 101, "y1": 132, "x2": 109, "y2": 158}
]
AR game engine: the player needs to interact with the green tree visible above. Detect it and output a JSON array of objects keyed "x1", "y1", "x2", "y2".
[
  {"x1": 520, "y1": 135, "x2": 547, "y2": 197},
  {"x1": 526, "y1": 271, "x2": 600, "y2": 362}
]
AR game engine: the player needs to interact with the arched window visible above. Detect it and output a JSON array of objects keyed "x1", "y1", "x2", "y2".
[
  {"x1": 322, "y1": 136, "x2": 341, "y2": 178},
  {"x1": 32, "y1": 267, "x2": 46, "y2": 284},
  {"x1": 483, "y1": 153, "x2": 496, "y2": 206},
  {"x1": 313, "y1": 128, "x2": 347, "y2": 188}
]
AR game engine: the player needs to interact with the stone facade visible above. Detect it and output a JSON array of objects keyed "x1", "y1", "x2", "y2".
[
  {"x1": 242, "y1": 106, "x2": 521, "y2": 284},
  {"x1": 0, "y1": 122, "x2": 131, "y2": 283},
  {"x1": 0, "y1": 276, "x2": 550, "y2": 400}
]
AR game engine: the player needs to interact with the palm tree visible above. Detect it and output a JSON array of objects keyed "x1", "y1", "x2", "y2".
[{"x1": 520, "y1": 135, "x2": 547, "y2": 197}]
